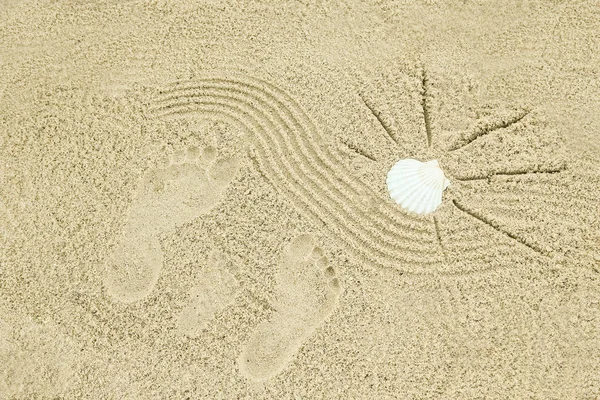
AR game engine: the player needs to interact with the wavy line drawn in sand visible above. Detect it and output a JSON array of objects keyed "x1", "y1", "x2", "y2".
[
  {"x1": 176, "y1": 250, "x2": 240, "y2": 337},
  {"x1": 237, "y1": 234, "x2": 341, "y2": 381},
  {"x1": 149, "y1": 73, "x2": 442, "y2": 277},
  {"x1": 104, "y1": 146, "x2": 240, "y2": 303},
  {"x1": 349, "y1": 66, "x2": 571, "y2": 272}
]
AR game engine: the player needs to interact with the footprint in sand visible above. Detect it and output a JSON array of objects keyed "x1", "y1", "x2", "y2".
[
  {"x1": 104, "y1": 146, "x2": 239, "y2": 303},
  {"x1": 176, "y1": 250, "x2": 240, "y2": 337},
  {"x1": 238, "y1": 234, "x2": 341, "y2": 381}
]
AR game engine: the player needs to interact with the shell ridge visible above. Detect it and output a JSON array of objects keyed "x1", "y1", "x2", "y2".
[{"x1": 387, "y1": 158, "x2": 450, "y2": 215}]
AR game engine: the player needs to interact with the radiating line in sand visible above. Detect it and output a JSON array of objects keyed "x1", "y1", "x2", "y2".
[
  {"x1": 448, "y1": 109, "x2": 531, "y2": 152},
  {"x1": 176, "y1": 250, "x2": 240, "y2": 337},
  {"x1": 104, "y1": 146, "x2": 240, "y2": 303},
  {"x1": 452, "y1": 199, "x2": 548, "y2": 257},
  {"x1": 149, "y1": 74, "x2": 442, "y2": 276},
  {"x1": 238, "y1": 234, "x2": 341, "y2": 381}
]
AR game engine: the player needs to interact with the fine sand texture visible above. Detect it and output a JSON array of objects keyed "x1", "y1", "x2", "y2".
[{"x1": 1, "y1": 1, "x2": 599, "y2": 398}]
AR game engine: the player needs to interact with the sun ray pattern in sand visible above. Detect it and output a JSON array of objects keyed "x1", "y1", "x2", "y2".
[
  {"x1": 346, "y1": 66, "x2": 581, "y2": 273},
  {"x1": 147, "y1": 70, "x2": 585, "y2": 276}
]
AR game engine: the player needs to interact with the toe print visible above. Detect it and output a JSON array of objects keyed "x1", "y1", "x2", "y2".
[
  {"x1": 104, "y1": 145, "x2": 240, "y2": 304},
  {"x1": 238, "y1": 234, "x2": 341, "y2": 381}
]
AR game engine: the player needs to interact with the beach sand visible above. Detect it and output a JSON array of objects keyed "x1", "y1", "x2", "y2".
[{"x1": 1, "y1": 1, "x2": 599, "y2": 398}]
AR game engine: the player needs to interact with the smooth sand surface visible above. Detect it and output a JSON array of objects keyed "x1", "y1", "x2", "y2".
[{"x1": 1, "y1": 1, "x2": 599, "y2": 398}]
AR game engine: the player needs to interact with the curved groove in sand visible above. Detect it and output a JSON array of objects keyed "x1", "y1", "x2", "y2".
[
  {"x1": 151, "y1": 85, "x2": 433, "y2": 245},
  {"x1": 156, "y1": 76, "x2": 430, "y2": 231},
  {"x1": 150, "y1": 77, "x2": 432, "y2": 226},
  {"x1": 152, "y1": 89, "x2": 431, "y2": 249},
  {"x1": 152, "y1": 100, "x2": 439, "y2": 267},
  {"x1": 148, "y1": 80, "x2": 445, "y2": 272},
  {"x1": 158, "y1": 107, "x2": 416, "y2": 269}
]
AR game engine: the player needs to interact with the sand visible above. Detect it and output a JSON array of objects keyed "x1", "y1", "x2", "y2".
[{"x1": 1, "y1": 0, "x2": 599, "y2": 398}]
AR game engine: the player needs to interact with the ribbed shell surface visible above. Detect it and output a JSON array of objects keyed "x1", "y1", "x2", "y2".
[{"x1": 386, "y1": 159, "x2": 450, "y2": 215}]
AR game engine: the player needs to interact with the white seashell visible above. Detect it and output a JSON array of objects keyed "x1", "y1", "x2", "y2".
[{"x1": 386, "y1": 159, "x2": 450, "y2": 215}]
